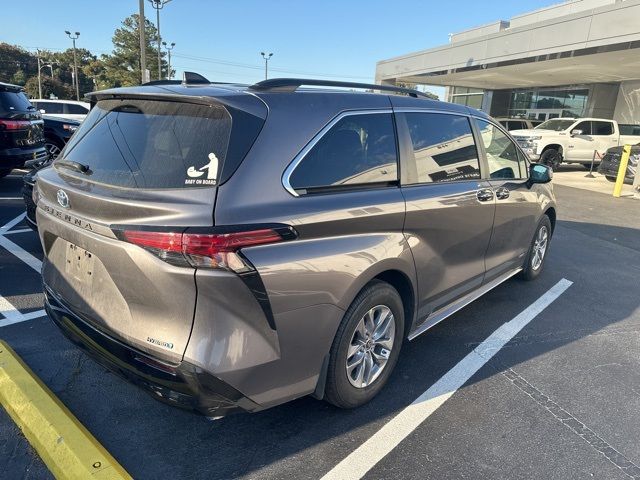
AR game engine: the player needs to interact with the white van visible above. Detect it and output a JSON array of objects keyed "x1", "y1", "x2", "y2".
[{"x1": 30, "y1": 99, "x2": 90, "y2": 121}]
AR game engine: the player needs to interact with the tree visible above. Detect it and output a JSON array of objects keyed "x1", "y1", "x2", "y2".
[
  {"x1": 51, "y1": 48, "x2": 96, "y2": 95},
  {"x1": 24, "y1": 76, "x2": 74, "y2": 99},
  {"x1": 100, "y1": 14, "x2": 168, "y2": 87},
  {"x1": 0, "y1": 43, "x2": 36, "y2": 84}
]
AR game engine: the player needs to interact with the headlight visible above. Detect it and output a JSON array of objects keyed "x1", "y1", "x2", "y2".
[
  {"x1": 529, "y1": 136, "x2": 542, "y2": 141},
  {"x1": 63, "y1": 124, "x2": 78, "y2": 132}
]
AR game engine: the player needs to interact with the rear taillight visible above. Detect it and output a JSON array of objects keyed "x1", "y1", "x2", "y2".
[
  {"x1": 0, "y1": 119, "x2": 31, "y2": 131},
  {"x1": 121, "y1": 227, "x2": 294, "y2": 272}
]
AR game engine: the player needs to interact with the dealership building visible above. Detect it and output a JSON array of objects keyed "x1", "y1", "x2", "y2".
[{"x1": 375, "y1": 0, "x2": 640, "y2": 124}]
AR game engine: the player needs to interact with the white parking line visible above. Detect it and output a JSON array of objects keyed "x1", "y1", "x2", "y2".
[
  {"x1": 0, "y1": 212, "x2": 26, "y2": 233},
  {"x1": 0, "y1": 197, "x2": 24, "y2": 200},
  {"x1": 2, "y1": 228, "x2": 32, "y2": 235},
  {"x1": 321, "y1": 278, "x2": 573, "y2": 480},
  {"x1": 0, "y1": 235, "x2": 42, "y2": 272},
  {"x1": 0, "y1": 294, "x2": 46, "y2": 328}
]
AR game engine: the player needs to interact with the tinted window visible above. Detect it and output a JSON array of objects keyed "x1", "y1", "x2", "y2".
[
  {"x1": 573, "y1": 121, "x2": 591, "y2": 135},
  {"x1": 57, "y1": 99, "x2": 234, "y2": 188},
  {"x1": 477, "y1": 120, "x2": 526, "y2": 179},
  {"x1": 0, "y1": 90, "x2": 34, "y2": 114},
  {"x1": 39, "y1": 102, "x2": 63, "y2": 114},
  {"x1": 620, "y1": 124, "x2": 640, "y2": 135},
  {"x1": 289, "y1": 113, "x2": 397, "y2": 192},
  {"x1": 65, "y1": 103, "x2": 89, "y2": 114},
  {"x1": 404, "y1": 113, "x2": 480, "y2": 184},
  {"x1": 591, "y1": 121, "x2": 613, "y2": 136}
]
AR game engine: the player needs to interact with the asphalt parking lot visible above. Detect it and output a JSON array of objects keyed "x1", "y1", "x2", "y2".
[{"x1": 1, "y1": 169, "x2": 640, "y2": 480}]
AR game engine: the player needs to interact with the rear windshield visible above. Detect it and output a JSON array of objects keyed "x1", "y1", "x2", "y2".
[
  {"x1": 0, "y1": 90, "x2": 34, "y2": 115},
  {"x1": 57, "y1": 98, "x2": 259, "y2": 189}
]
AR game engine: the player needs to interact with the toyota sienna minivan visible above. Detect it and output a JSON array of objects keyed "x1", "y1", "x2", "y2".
[{"x1": 36, "y1": 74, "x2": 556, "y2": 417}]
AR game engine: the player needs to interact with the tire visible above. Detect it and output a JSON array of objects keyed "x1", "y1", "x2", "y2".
[
  {"x1": 519, "y1": 215, "x2": 552, "y2": 281},
  {"x1": 0, "y1": 169, "x2": 11, "y2": 179},
  {"x1": 605, "y1": 176, "x2": 617, "y2": 183},
  {"x1": 324, "y1": 280, "x2": 404, "y2": 409},
  {"x1": 44, "y1": 138, "x2": 64, "y2": 160},
  {"x1": 540, "y1": 149, "x2": 562, "y2": 170}
]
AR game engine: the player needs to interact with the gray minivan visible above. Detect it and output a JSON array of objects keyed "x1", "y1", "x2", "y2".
[{"x1": 36, "y1": 75, "x2": 555, "y2": 417}]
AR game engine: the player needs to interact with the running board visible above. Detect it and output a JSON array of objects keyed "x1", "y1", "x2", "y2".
[{"x1": 408, "y1": 267, "x2": 523, "y2": 341}]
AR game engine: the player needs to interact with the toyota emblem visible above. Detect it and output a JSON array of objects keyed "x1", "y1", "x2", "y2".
[{"x1": 56, "y1": 189, "x2": 70, "y2": 208}]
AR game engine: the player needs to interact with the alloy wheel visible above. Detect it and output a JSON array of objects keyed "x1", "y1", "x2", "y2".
[
  {"x1": 45, "y1": 142, "x2": 62, "y2": 160},
  {"x1": 531, "y1": 225, "x2": 548, "y2": 270},
  {"x1": 346, "y1": 305, "x2": 395, "y2": 388}
]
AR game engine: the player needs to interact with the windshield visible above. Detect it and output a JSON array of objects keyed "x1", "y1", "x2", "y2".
[{"x1": 534, "y1": 119, "x2": 576, "y2": 131}]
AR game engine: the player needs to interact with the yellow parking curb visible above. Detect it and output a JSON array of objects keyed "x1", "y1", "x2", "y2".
[{"x1": 0, "y1": 340, "x2": 132, "y2": 479}]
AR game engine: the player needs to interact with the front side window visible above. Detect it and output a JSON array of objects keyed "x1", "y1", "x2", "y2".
[
  {"x1": 403, "y1": 113, "x2": 481, "y2": 184},
  {"x1": 573, "y1": 121, "x2": 592, "y2": 135},
  {"x1": 591, "y1": 121, "x2": 613, "y2": 136},
  {"x1": 289, "y1": 113, "x2": 398, "y2": 192},
  {"x1": 65, "y1": 103, "x2": 89, "y2": 114},
  {"x1": 477, "y1": 120, "x2": 526, "y2": 179}
]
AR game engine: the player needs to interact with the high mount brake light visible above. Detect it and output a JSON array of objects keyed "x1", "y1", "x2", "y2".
[{"x1": 122, "y1": 228, "x2": 290, "y2": 272}]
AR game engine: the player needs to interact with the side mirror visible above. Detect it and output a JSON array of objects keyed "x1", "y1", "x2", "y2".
[
  {"x1": 529, "y1": 163, "x2": 553, "y2": 184},
  {"x1": 39, "y1": 109, "x2": 46, "y2": 114},
  {"x1": 570, "y1": 129, "x2": 583, "y2": 137}
]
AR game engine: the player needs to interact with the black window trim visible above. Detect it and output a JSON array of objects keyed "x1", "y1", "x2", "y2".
[
  {"x1": 395, "y1": 108, "x2": 485, "y2": 186},
  {"x1": 282, "y1": 109, "x2": 399, "y2": 197}
]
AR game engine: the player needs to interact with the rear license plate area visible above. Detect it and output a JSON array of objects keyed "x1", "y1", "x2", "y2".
[{"x1": 65, "y1": 243, "x2": 95, "y2": 286}]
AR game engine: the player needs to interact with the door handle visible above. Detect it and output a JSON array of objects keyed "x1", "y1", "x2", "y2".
[
  {"x1": 476, "y1": 188, "x2": 494, "y2": 202},
  {"x1": 495, "y1": 187, "x2": 510, "y2": 200}
]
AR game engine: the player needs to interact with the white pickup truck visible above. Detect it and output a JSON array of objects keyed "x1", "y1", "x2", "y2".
[{"x1": 510, "y1": 118, "x2": 640, "y2": 169}]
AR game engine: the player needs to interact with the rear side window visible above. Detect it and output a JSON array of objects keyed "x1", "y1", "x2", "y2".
[
  {"x1": 620, "y1": 124, "x2": 640, "y2": 135},
  {"x1": 57, "y1": 99, "x2": 237, "y2": 188},
  {"x1": 403, "y1": 112, "x2": 480, "y2": 184},
  {"x1": 39, "y1": 102, "x2": 64, "y2": 114},
  {"x1": 65, "y1": 103, "x2": 89, "y2": 114},
  {"x1": 289, "y1": 113, "x2": 398, "y2": 192},
  {"x1": 591, "y1": 121, "x2": 613, "y2": 136},
  {"x1": 0, "y1": 90, "x2": 33, "y2": 114}
]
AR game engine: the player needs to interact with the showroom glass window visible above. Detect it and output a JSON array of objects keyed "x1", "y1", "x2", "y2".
[
  {"x1": 403, "y1": 113, "x2": 481, "y2": 183},
  {"x1": 289, "y1": 113, "x2": 398, "y2": 192},
  {"x1": 477, "y1": 120, "x2": 527, "y2": 179}
]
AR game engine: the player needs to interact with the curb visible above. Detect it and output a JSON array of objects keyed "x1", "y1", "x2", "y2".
[{"x1": 0, "y1": 340, "x2": 131, "y2": 479}]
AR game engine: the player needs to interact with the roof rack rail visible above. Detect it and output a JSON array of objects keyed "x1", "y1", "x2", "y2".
[
  {"x1": 143, "y1": 79, "x2": 182, "y2": 86},
  {"x1": 249, "y1": 78, "x2": 431, "y2": 98}
]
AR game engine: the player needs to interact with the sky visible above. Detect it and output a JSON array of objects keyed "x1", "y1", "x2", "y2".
[{"x1": 1, "y1": 0, "x2": 560, "y2": 98}]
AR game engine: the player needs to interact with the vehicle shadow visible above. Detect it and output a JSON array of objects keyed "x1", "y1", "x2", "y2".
[{"x1": 4, "y1": 218, "x2": 640, "y2": 479}]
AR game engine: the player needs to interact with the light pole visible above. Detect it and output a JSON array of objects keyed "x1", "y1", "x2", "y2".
[
  {"x1": 261, "y1": 52, "x2": 273, "y2": 80},
  {"x1": 148, "y1": 0, "x2": 172, "y2": 81},
  {"x1": 65, "y1": 31, "x2": 80, "y2": 101},
  {"x1": 162, "y1": 41, "x2": 175, "y2": 79},
  {"x1": 139, "y1": 0, "x2": 147, "y2": 84}
]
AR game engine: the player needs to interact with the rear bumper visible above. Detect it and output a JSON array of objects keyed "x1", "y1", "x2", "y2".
[
  {"x1": 0, "y1": 147, "x2": 47, "y2": 169},
  {"x1": 44, "y1": 286, "x2": 260, "y2": 417}
]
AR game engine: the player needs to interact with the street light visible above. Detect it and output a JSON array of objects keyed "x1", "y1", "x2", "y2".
[
  {"x1": 148, "y1": 0, "x2": 172, "y2": 81},
  {"x1": 162, "y1": 41, "x2": 175, "y2": 79},
  {"x1": 65, "y1": 30, "x2": 80, "y2": 101},
  {"x1": 261, "y1": 52, "x2": 273, "y2": 80}
]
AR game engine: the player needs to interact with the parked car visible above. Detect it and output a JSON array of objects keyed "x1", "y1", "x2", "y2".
[
  {"x1": 30, "y1": 99, "x2": 90, "y2": 121},
  {"x1": 495, "y1": 118, "x2": 541, "y2": 131},
  {"x1": 42, "y1": 115, "x2": 80, "y2": 159},
  {"x1": 597, "y1": 144, "x2": 639, "y2": 184},
  {"x1": 22, "y1": 116, "x2": 80, "y2": 230},
  {"x1": 0, "y1": 82, "x2": 48, "y2": 178},
  {"x1": 36, "y1": 75, "x2": 556, "y2": 417},
  {"x1": 511, "y1": 117, "x2": 640, "y2": 169}
]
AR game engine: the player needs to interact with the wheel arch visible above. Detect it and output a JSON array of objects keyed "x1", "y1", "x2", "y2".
[
  {"x1": 542, "y1": 144, "x2": 563, "y2": 156},
  {"x1": 544, "y1": 206, "x2": 556, "y2": 235}
]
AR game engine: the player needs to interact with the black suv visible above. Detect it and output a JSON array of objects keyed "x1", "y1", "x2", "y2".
[{"x1": 0, "y1": 82, "x2": 47, "y2": 177}]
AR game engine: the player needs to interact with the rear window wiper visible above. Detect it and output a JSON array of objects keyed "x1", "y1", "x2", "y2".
[{"x1": 56, "y1": 160, "x2": 91, "y2": 174}]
